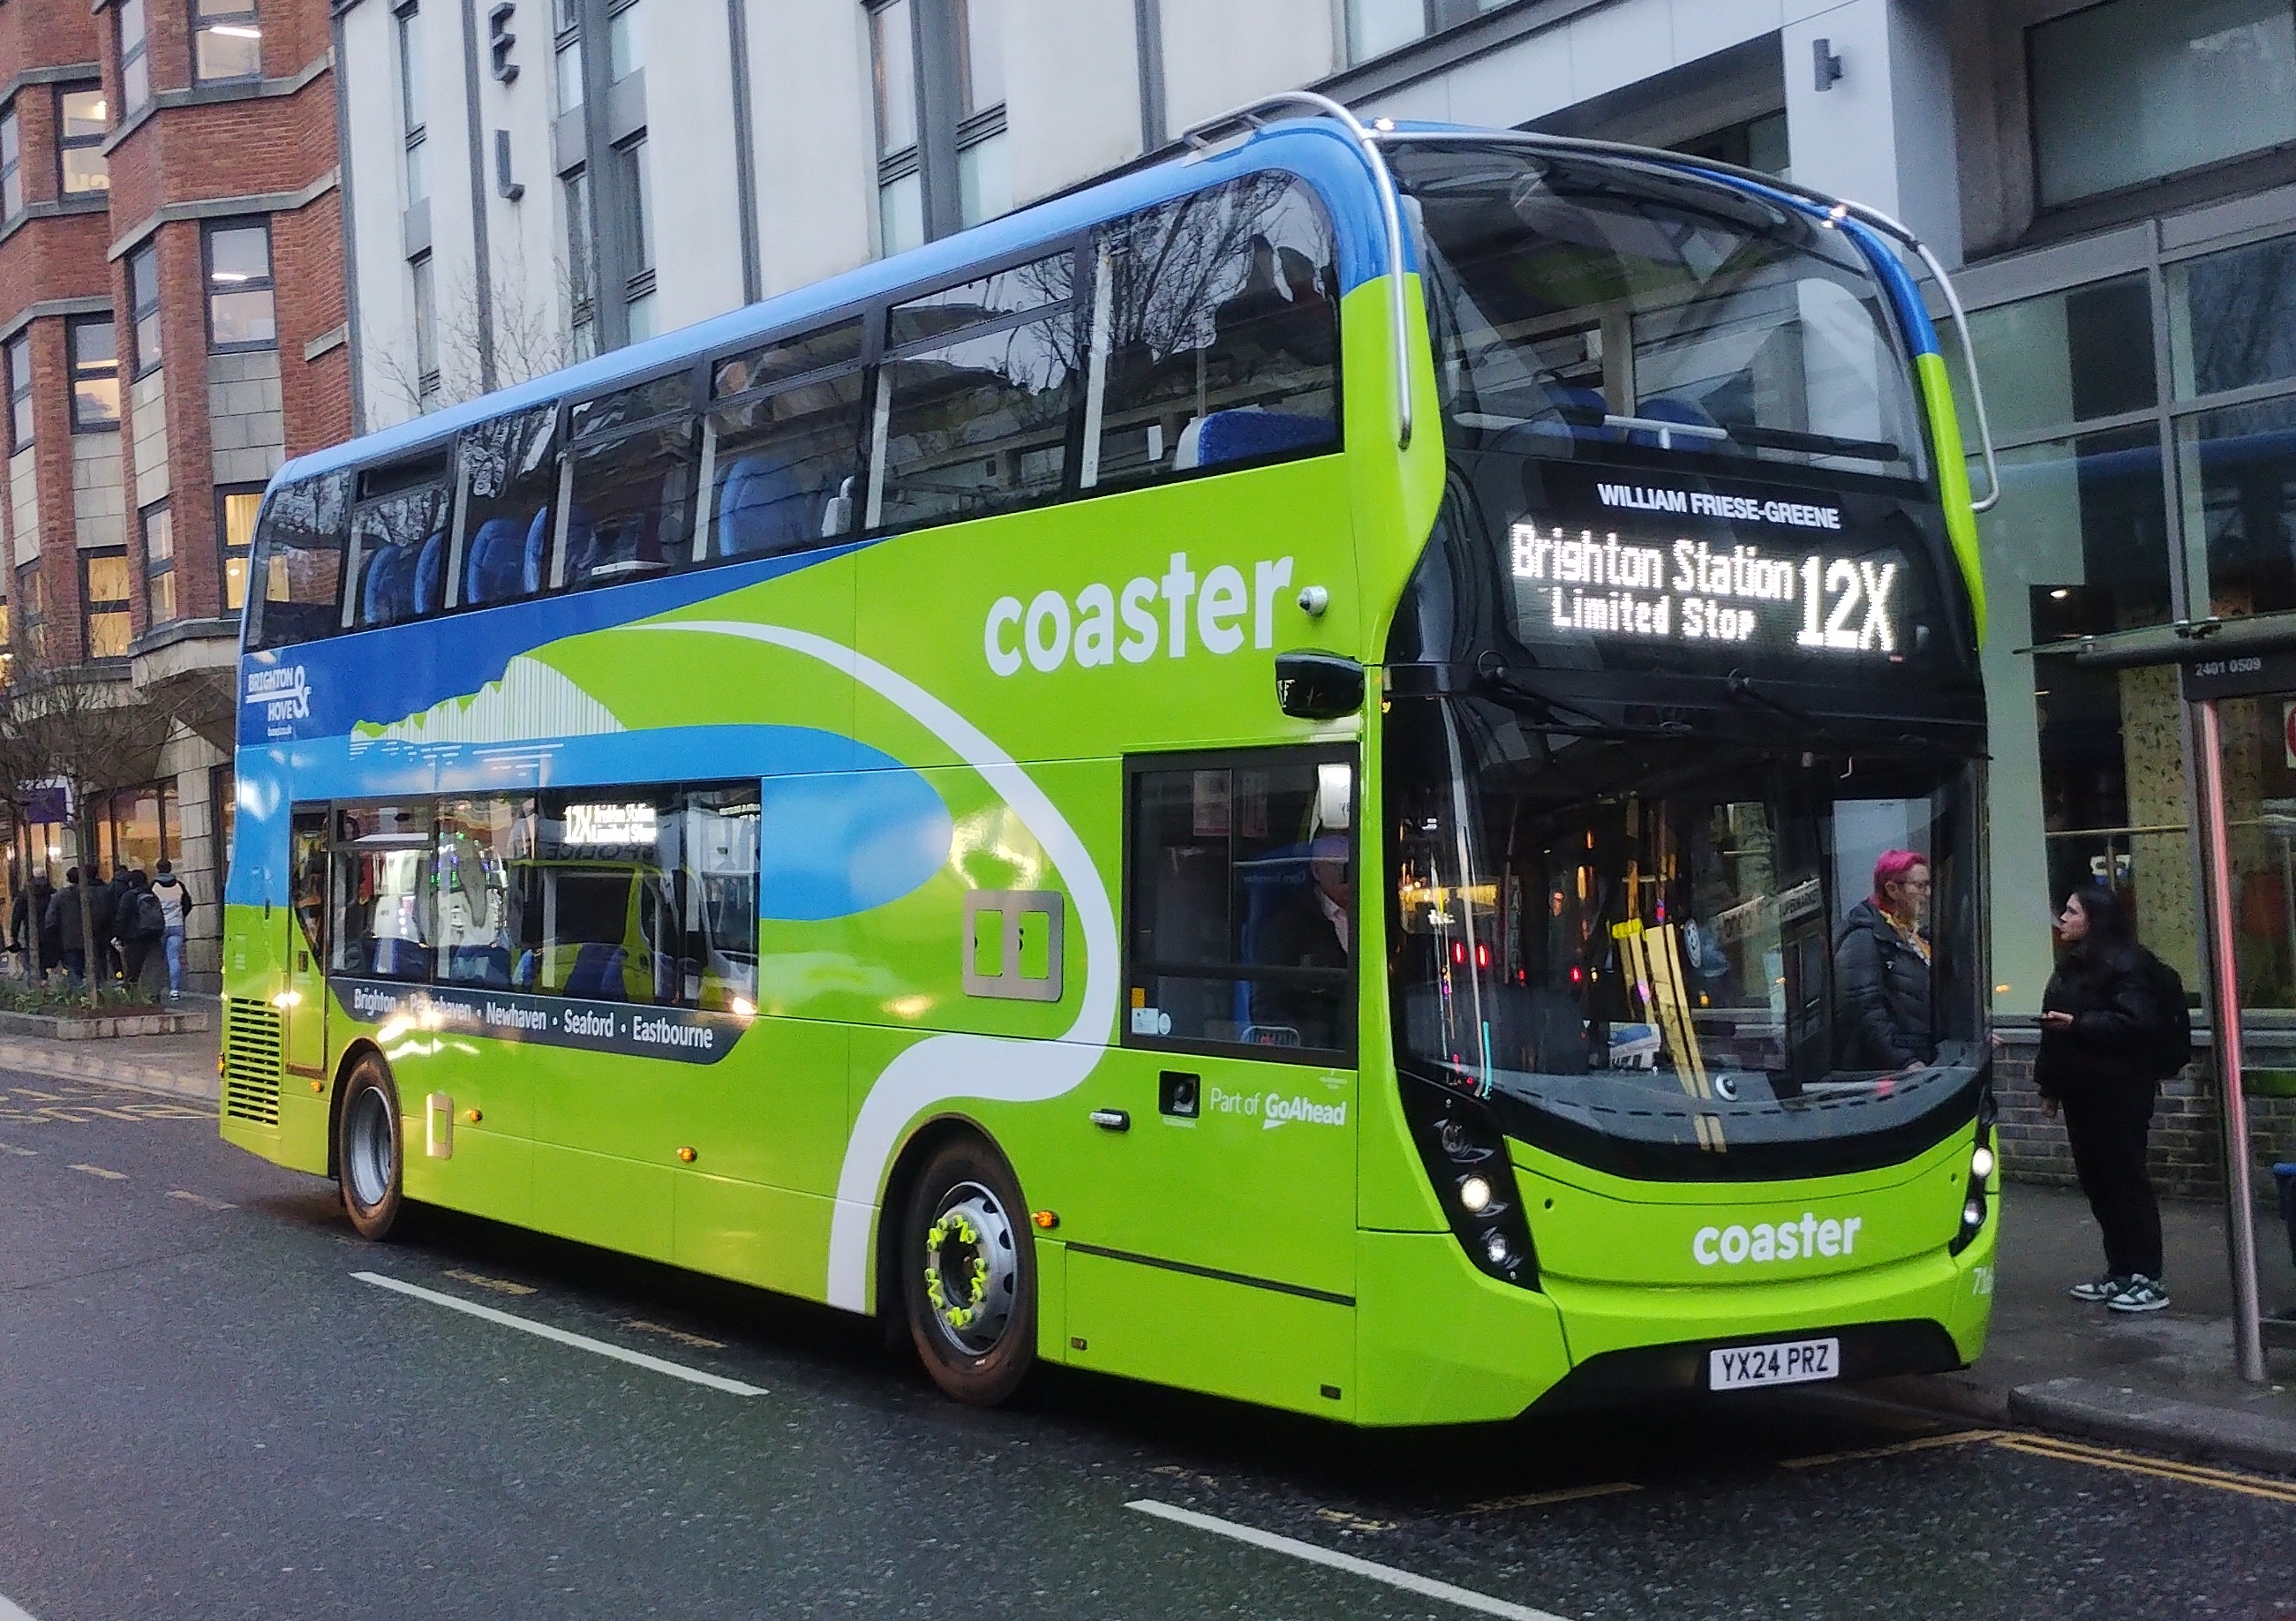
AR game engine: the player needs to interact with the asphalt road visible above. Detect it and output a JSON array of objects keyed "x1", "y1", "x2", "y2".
[{"x1": 3, "y1": 1072, "x2": 2292, "y2": 1621}]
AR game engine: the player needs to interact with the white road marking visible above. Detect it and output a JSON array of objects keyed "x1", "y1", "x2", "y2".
[
  {"x1": 66, "y1": 1163, "x2": 126, "y2": 1180},
  {"x1": 0, "y1": 1591, "x2": 39, "y2": 1619},
  {"x1": 167, "y1": 1190, "x2": 237, "y2": 1211},
  {"x1": 352, "y1": 1271, "x2": 767, "y2": 1396},
  {"x1": 1126, "y1": 1499, "x2": 1576, "y2": 1621}
]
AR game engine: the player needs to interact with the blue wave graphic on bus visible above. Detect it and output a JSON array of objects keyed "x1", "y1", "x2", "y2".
[
  {"x1": 227, "y1": 724, "x2": 953, "y2": 923},
  {"x1": 236, "y1": 544, "x2": 868, "y2": 750}
]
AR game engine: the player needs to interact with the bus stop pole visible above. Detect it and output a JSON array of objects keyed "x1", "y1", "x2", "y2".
[{"x1": 2193, "y1": 696, "x2": 2269, "y2": 1384}]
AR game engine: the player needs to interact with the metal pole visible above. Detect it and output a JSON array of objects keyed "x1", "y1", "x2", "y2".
[{"x1": 2194, "y1": 697, "x2": 2269, "y2": 1383}]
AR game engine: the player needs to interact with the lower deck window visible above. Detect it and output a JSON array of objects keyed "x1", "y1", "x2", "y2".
[
  {"x1": 1124, "y1": 750, "x2": 1356, "y2": 1059},
  {"x1": 323, "y1": 782, "x2": 761, "y2": 1011}
]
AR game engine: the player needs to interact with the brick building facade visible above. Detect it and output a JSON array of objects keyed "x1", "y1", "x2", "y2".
[{"x1": 0, "y1": 0, "x2": 345, "y2": 990}]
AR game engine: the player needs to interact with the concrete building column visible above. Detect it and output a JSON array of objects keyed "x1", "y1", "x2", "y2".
[{"x1": 1785, "y1": 0, "x2": 1962, "y2": 266}]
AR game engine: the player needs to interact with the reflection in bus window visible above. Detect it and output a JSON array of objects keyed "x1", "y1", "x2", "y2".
[
  {"x1": 1092, "y1": 174, "x2": 1339, "y2": 489},
  {"x1": 564, "y1": 386, "x2": 700, "y2": 588},
  {"x1": 1125, "y1": 752, "x2": 1354, "y2": 1058},
  {"x1": 350, "y1": 477, "x2": 452, "y2": 630},
  {"x1": 458, "y1": 408, "x2": 559, "y2": 607},
  {"x1": 706, "y1": 367, "x2": 869, "y2": 558},
  {"x1": 495, "y1": 783, "x2": 759, "y2": 1010},
  {"x1": 331, "y1": 803, "x2": 434, "y2": 981},
  {"x1": 874, "y1": 253, "x2": 1080, "y2": 530},
  {"x1": 437, "y1": 796, "x2": 531, "y2": 987},
  {"x1": 249, "y1": 471, "x2": 350, "y2": 649}
]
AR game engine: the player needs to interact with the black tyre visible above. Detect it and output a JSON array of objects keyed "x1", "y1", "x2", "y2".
[
  {"x1": 900, "y1": 1135, "x2": 1035, "y2": 1406},
  {"x1": 335, "y1": 1053, "x2": 405, "y2": 1241}
]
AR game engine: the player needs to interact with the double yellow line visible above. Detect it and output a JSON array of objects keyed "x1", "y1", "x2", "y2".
[{"x1": 1780, "y1": 1426, "x2": 2296, "y2": 1505}]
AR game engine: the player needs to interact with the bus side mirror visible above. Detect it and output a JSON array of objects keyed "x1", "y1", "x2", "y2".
[{"x1": 1276, "y1": 652, "x2": 1364, "y2": 720}]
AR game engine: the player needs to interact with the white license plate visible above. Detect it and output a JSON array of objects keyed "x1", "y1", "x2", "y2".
[{"x1": 1709, "y1": 1337, "x2": 1840, "y2": 1391}]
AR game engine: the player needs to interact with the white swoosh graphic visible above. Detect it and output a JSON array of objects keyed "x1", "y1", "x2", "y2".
[{"x1": 635, "y1": 620, "x2": 1118, "y2": 1310}]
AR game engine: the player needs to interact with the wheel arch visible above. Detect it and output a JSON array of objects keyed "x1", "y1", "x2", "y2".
[
  {"x1": 872, "y1": 1111, "x2": 1020, "y2": 1324},
  {"x1": 325, "y1": 1038, "x2": 388, "y2": 1181}
]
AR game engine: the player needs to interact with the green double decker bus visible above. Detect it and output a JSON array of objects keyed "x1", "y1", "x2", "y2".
[{"x1": 222, "y1": 102, "x2": 2001, "y2": 1422}]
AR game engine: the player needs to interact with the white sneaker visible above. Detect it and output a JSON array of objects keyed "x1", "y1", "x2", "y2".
[{"x1": 2105, "y1": 1275, "x2": 2171, "y2": 1314}]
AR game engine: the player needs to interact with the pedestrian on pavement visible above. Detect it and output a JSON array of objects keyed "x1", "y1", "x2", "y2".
[
  {"x1": 45, "y1": 866, "x2": 115, "y2": 989},
  {"x1": 30, "y1": 874, "x2": 60, "y2": 982},
  {"x1": 103, "y1": 866, "x2": 136, "y2": 983},
  {"x1": 1833, "y1": 848, "x2": 1936, "y2": 1071},
  {"x1": 117, "y1": 871, "x2": 164, "y2": 996},
  {"x1": 2038, "y1": 885, "x2": 2176, "y2": 1315},
  {"x1": 7, "y1": 874, "x2": 34, "y2": 977},
  {"x1": 151, "y1": 860, "x2": 192, "y2": 1001}
]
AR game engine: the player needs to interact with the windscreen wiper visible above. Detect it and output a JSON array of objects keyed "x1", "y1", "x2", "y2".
[
  {"x1": 1724, "y1": 667, "x2": 1845, "y2": 743},
  {"x1": 1475, "y1": 656, "x2": 1697, "y2": 740}
]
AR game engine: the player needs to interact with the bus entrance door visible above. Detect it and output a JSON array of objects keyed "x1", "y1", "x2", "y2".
[{"x1": 284, "y1": 809, "x2": 329, "y2": 1078}]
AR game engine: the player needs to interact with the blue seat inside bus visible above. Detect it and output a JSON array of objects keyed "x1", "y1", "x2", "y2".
[
  {"x1": 717, "y1": 456, "x2": 817, "y2": 556},
  {"x1": 1175, "y1": 408, "x2": 1336, "y2": 471},
  {"x1": 464, "y1": 516, "x2": 531, "y2": 605},
  {"x1": 412, "y1": 532, "x2": 448, "y2": 615},
  {"x1": 564, "y1": 942, "x2": 628, "y2": 999},
  {"x1": 446, "y1": 944, "x2": 512, "y2": 987},
  {"x1": 359, "y1": 542, "x2": 419, "y2": 626}
]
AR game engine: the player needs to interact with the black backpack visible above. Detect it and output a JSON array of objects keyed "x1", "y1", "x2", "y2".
[
  {"x1": 131, "y1": 890, "x2": 165, "y2": 941},
  {"x1": 2138, "y1": 950, "x2": 2194, "y2": 1081}
]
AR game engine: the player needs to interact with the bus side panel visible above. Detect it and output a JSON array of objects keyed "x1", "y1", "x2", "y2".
[{"x1": 1065, "y1": 1248, "x2": 1356, "y2": 1421}]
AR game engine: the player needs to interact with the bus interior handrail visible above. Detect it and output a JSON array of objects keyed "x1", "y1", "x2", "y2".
[
  {"x1": 1358, "y1": 124, "x2": 2004, "y2": 514},
  {"x1": 1179, "y1": 92, "x2": 1415, "y2": 452}
]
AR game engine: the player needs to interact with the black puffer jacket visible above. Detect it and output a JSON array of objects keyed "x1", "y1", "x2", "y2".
[
  {"x1": 1833, "y1": 897, "x2": 1934, "y2": 1069},
  {"x1": 2036, "y1": 942, "x2": 2162, "y2": 1097}
]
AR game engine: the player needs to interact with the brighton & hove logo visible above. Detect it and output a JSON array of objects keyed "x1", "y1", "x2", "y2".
[{"x1": 244, "y1": 664, "x2": 312, "y2": 725}]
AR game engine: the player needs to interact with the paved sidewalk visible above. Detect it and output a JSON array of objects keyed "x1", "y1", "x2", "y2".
[
  {"x1": 0, "y1": 995, "x2": 222, "y2": 1104},
  {"x1": 1880, "y1": 1182, "x2": 2296, "y2": 1473},
  {"x1": 0, "y1": 1018, "x2": 2291, "y2": 1469}
]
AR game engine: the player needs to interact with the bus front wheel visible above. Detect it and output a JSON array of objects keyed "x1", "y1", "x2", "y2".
[
  {"x1": 900, "y1": 1136, "x2": 1035, "y2": 1406},
  {"x1": 336, "y1": 1054, "x2": 404, "y2": 1241}
]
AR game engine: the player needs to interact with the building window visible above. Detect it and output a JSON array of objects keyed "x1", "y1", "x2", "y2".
[
  {"x1": 398, "y1": 3, "x2": 427, "y2": 205},
  {"x1": 82, "y1": 550, "x2": 132, "y2": 658},
  {"x1": 2030, "y1": 0, "x2": 2296, "y2": 209},
  {"x1": 15, "y1": 562, "x2": 44, "y2": 663},
  {"x1": 204, "y1": 219, "x2": 276, "y2": 351},
  {"x1": 118, "y1": 0, "x2": 152, "y2": 118},
  {"x1": 143, "y1": 502, "x2": 176, "y2": 625},
  {"x1": 563, "y1": 165, "x2": 596, "y2": 358},
  {"x1": 218, "y1": 486, "x2": 260, "y2": 611},
  {"x1": 870, "y1": 0, "x2": 922, "y2": 254},
  {"x1": 68, "y1": 318, "x2": 119, "y2": 431},
  {"x1": 553, "y1": 0, "x2": 583, "y2": 116},
  {"x1": 953, "y1": 0, "x2": 1006, "y2": 228},
  {"x1": 193, "y1": 0, "x2": 264, "y2": 84},
  {"x1": 129, "y1": 244, "x2": 161, "y2": 375},
  {"x1": 5, "y1": 336, "x2": 30, "y2": 455},
  {"x1": 58, "y1": 87, "x2": 109, "y2": 194},
  {"x1": 607, "y1": 0, "x2": 641, "y2": 79},
  {"x1": 1, "y1": 105, "x2": 20, "y2": 221},
  {"x1": 1344, "y1": 0, "x2": 1500, "y2": 64},
  {"x1": 612, "y1": 135, "x2": 653, "y2": 341},
  {"x1": 411, "y1": 252, "x2": 440, "y2": 400}
]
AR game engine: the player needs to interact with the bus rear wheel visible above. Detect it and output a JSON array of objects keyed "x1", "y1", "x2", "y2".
[
  {"x1": 336, "y1": 1054, "x2": 404, "y2": 1241},
  {"x1": 900, "y1": 1136, "x2": 1035, "y2": 1406}
]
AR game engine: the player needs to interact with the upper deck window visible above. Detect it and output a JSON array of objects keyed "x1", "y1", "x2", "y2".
[
  {"x1": 1090, "y1": 172, "x2": 1340, "y2": 490},
  {"x1": 459, "y1": 406, "x2": 560, "y2": 607},
  {"x1": 248, "y1": 471, "x2": 350, "y2": 650},
  {"x1": 871, "y1": 251, "x2": 1081, "y2": 530},
  {"x1": 707, "y1": 320, "x2": 869, "y2": 560},
  {"x1": 349, "y1": 456, "x2": 453, "y2": 630},
  {"x1": 1397, "y1": 145, "x2": 1927, "y2": 484},
  {"x1": 563, "y1": 370, "x2": 700, "y2": 588}
]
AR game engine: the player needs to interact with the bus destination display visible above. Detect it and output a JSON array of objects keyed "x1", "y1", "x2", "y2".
[{"x1": 1509, "y1": 479, "x2": 1903, "y2": 657}]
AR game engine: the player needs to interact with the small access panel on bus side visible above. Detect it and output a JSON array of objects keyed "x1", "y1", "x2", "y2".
[{"x1": 1058, "y1": 749, "x2": 1359, "y2": 1415}]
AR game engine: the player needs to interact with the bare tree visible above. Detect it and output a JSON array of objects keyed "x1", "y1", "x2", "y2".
[
  {"x1": 369, "y1": 244, "x2": 591, "y2": 417},
  {"x1": 0, "y1": 655, "x2": 169, "y2": 993}
]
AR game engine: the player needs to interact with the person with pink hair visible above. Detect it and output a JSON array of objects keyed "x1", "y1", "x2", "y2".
[{"x1": 1833, "y1": 848, "x2": 1935, "y2": 1070}]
